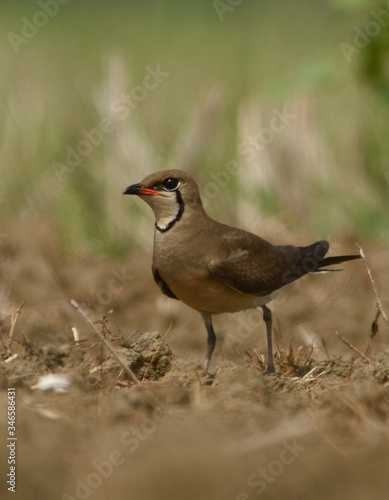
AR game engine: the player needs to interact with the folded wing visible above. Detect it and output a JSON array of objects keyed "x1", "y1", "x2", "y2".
[{"x1": 208, "y1": 230, "x2": 330, "y2": 296}]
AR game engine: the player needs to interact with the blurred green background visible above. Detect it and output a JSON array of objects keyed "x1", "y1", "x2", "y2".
[{"x1": 1, "y1": 0, "x2": 388, "y2": 256}]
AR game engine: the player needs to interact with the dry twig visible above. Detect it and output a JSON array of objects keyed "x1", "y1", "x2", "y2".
[
  {"x1": 71, "y1": 299, "x2": 139, "y2": 384},
  {"x1": 371, "y1": 309, "x2": 381, "y2": 339},
  {"x1": 334, "y1": 330, "x2": 372, "y2": 364},
  {"x1": 356, "y1": 244, "x2": 388, "y2": 325},
  {"x1": 8, "y1": 300, "x2": 26, "y2": 351}
]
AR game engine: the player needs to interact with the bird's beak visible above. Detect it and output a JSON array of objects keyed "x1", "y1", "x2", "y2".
[{"x1": 123, "y1": 183, "x2": 159, "y2": 196}]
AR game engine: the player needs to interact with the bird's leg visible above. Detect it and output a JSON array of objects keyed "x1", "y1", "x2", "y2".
[
  {"x1": 201, "y1": 314, "x2": 216, "y2": 373},
  {"x1": 261, "y1": 305, "x2": 276, "y2": 374}
]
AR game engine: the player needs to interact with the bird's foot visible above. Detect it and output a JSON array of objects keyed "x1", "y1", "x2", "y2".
[{"x1": 262, "y1": 365, "x2": 279, "y2": 376}]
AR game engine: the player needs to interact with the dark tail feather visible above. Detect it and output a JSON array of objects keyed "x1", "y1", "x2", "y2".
[
  {"x1": 282, "y1": 241, "x2": 360, "y2": 285},
  {"x1": 318, "y1": 254, "x2": 361, "y2": 268}
]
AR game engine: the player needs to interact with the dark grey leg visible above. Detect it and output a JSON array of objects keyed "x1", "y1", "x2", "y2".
[
  {"x1": 201, "y1": 313, "x2": 216, "y2": 373},
  {"x1": 261, "y1": 305, "x2": 276, "y2": 374}
]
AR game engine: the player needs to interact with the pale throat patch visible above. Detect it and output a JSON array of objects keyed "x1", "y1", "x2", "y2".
[{"x1": 155, "y1": 194, "x2": 183, "y2": 232}]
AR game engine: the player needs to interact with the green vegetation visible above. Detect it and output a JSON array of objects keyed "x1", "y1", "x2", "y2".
[{"x1": 1, "y1": 0, "x2": 388, "y2": 255}]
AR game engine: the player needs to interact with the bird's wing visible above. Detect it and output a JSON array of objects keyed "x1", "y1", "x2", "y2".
[{"x1": 208, "y1": 228, "x2": 299, "y2": 296}]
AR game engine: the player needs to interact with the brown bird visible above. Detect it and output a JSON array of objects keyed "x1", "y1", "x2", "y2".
[{"x1": 123, "y1": 170, "x2": 360, "y2": 374}]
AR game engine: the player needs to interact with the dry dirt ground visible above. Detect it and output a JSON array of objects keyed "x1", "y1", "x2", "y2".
[{"x1": 1, "y1": 226, "x2": 389, "y2": 500}]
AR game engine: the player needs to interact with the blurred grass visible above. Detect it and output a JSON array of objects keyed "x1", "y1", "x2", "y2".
[{"x1": 1, "y1": 0, "x2": 388, "y2": 256}]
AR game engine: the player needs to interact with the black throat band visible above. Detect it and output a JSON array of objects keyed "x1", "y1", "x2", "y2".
[{"x1": 155, "y1": 190, "x2": 185, "y2": 233}]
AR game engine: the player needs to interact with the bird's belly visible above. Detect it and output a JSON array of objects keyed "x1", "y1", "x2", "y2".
[{"x1": 166, "y1": 275, "x2": 276, "y2": 314}]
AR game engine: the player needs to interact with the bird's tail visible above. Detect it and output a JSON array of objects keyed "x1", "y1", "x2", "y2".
[
  {"x1": 318, "y1": 254, "x2": 361, "y2": 269},
  {"x1": 282, "y1": 240, "x2": 360, "y2": 284}
]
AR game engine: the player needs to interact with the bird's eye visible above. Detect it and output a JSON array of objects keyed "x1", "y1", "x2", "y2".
[{"x1": 162, "y1": 177, "x2": 180, "y2": 191}]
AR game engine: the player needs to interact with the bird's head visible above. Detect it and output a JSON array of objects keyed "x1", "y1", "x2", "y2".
[{"x1": 123, "y1": 169, "x2": 203, "y2": 232}]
